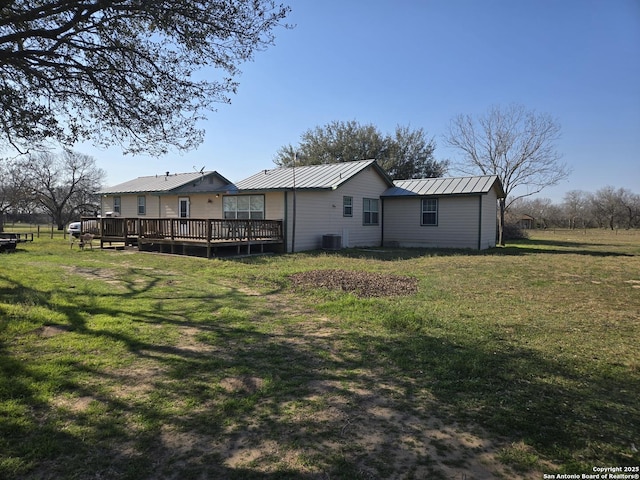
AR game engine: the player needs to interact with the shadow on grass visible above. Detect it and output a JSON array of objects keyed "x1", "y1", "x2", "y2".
[
  {"x1": 1, "y1": 267, "x2": 639, "y2": 478},
  {"x1": 231, "y1": 241, "x2": 635, "y2": 264}
]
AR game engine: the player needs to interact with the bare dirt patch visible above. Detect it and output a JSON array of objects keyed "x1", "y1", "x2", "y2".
[
  {"x1": 290, "y1": 269, "x2": 419, "y2": 297},
  {"x1": 38, "y1": 324, "x2": 73, "y2": 337},
  {"x1": 219, "y1": 376, "x2": 265, "y2": 394},
  {"x1": 52, "y1": 395, "x2": 95, "y2": 413}
]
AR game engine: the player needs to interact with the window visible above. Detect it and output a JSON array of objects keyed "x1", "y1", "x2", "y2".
[
  {"x1": 343, "y1": 196, "x2": 353, "y2": 217},
  {"x1": 179, "y1": 197, "x2": 190, "y2": 218},
  {"x1": 223, "y1": 195, "x2": 264, "y2": 219},
  {"x1": 113, "y1": 196, "x2": 121, "y2": 214},
  {"x1": 363, "y1": 198, "x2": 379, "y2": 225},
  {"x1": 421, "y1": 198, "x2": 438, "y2": 226},
  {"x1": 137, "y1": 196, "x2": 146, "y2": 216}
]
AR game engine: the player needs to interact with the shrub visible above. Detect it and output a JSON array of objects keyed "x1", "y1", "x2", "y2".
[{"x1": 502, "y1": 222, "x2": 530, "y2": 240}]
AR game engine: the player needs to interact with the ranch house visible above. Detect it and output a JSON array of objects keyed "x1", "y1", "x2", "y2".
[{"x1": 95, "y1": 160, "x2": 504, "y2": 254}]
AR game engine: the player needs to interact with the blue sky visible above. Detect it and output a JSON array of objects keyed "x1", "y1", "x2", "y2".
[{"x1": 85, "y1": 0, "x2": 640, "y2": 202}]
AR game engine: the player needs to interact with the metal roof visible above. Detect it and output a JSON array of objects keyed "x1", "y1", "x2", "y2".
[
  {"x1": 234, "y1": 159, "x2": 394, "y2": 191},
  {"x1": 382, "y1": 175, "x2": 504, "y2": 198},
  {"x1": 98, "y1": 171, "x2": 232, "y2": 194}
]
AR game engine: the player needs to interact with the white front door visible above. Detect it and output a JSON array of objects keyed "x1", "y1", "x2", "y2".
[{"x1": 179, "y1": 197, "x2": 190, "y2": 236}]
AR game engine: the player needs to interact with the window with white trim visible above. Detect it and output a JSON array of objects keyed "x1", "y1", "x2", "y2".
[
  {"x1": 137, "y1": 195, "x2": 146, "y2": 216},
  {"x1": 421, "y1": 198, "x2": 438, "y2": 226},
  {"x1": 343, "y1": 196, "x2": 353, "y2": 217},
  {"x1": 223, "y1": 195, "x2": 265, "y2": 219},
  {"x1": 363, "y1": 198, "x2": 379, "y2": 225},
  {"x1": 113, "y1": 196, "x2": 121, "y2": 214}
]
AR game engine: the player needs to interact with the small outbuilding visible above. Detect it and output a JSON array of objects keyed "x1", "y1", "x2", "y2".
[{"x1": 381, "y1": 175, "x2": 505, "y2": 250}]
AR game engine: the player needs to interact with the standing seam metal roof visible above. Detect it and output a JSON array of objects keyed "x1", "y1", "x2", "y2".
[
  {"x1": 234, "y1": 159, "x2": 393, "y2": 191},
  {"x1": 382, "y1": 175, "x2": 504, "y2": 197},
  {"x1": 98, "y1": 171, "x2": 232, "y2": 194}
]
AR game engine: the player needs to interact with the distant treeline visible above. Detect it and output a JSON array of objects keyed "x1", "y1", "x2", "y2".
[{"x1": 507, "y1": 187, "x2": 640, "y2": 230}]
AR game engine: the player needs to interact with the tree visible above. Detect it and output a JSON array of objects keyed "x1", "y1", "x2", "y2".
[
  {"x1": 274, "y1": 120, "x2": 448, "y2": 179},
  {"x1": 444, "y1": 104, "x2": 569, "y2": 245},
  {"x1": 590, "y1": 186, "x2": 638, "y2": 230},
  {"x1": 0, "y1": 160, "x2": 14, "y2": 231},
  {"x1": 0, "y1": 1, "x2": 290, "y2": 155},
  {"x1": 563, "y1": 190, "x2": 590, "y2": 229},
  {"x1": 387, "y1": 125, "x2": 449, "y2": 179},
  {"x1": 618, "y1": 189, "x2": 640, "y2": 229},
  {"x1": 18, "y1": 149, "x2": 105, "y2": 230},
  {"x1": 510, "y1": 197, "x2": 563, "y2": 229},
  {"x1": 0, "y1": 157, "x2": 31, "y2": 231}
]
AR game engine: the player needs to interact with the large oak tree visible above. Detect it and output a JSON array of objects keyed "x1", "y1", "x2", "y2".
[
  {"x1": 445, "y1": 104, "x2": 569, "y2": 245},
  {"x1": 274, "y1": 120, "x2": 449, "y2": 180},
  {"x1": 0, "y1": 0, "x2": 290, "y2": 155}
]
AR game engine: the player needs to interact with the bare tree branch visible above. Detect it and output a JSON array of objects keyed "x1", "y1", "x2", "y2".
[
  {"x1": 16, "y1": 149, "x2": 105, "y2": 229},
  {"x1": 1, "y1": 0, "x2": 291, "y2": 155},
  {"x1": 444, "y1": 104, "x2": 570, "y2": 245}
]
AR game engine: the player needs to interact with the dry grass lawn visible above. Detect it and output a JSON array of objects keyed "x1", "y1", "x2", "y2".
[{"x1": 0, "y1": 227, "x2": 638, "y2": 479}]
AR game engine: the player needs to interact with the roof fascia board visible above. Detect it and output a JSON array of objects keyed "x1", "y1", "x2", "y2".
[
  {"x1": 231, "y1": 186, "x2": 332, "y2": 194},
  {"x1": 383, "y1": 191, "x2": 491, "y2": 199}
]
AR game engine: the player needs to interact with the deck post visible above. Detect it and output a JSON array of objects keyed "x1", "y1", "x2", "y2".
[
  {"x1": 206, "y1": 220, "x2": 213, "y2": 259},
  {"x1": 100, "y1": 217, "x2": 105, "y2": 249},
  {"x1": 170, "y1": 220, "x2": 175, "y2": 254}
]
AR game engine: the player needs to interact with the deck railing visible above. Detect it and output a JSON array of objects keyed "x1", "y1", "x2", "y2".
[{"x1": 82, "y1": 217, "x2": 283, "y2": 244}]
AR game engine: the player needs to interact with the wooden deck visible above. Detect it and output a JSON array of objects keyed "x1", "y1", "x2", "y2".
[{"x1": 81, "y1": 217, "x2": 284, "y2": 257}]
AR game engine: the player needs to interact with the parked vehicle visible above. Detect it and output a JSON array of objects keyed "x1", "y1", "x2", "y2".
[{"x1": 67, "y1": 222, "x2": 81, "y2": 237}]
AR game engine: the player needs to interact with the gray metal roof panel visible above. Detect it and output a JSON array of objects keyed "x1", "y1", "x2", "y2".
[
  {"x1": 235, "y1": 159, "x2": 392, "y2": 191},
  {"x1": 98, "y1": 171, "x2": 230, "y2": 194},
  {"x1": 382, "y1": 175, "x2": 502, "y2": 197}
]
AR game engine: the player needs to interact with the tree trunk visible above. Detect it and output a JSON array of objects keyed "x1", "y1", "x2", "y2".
[{"x1": 498, "y1": 198, "x2": 505, "y2": 246}]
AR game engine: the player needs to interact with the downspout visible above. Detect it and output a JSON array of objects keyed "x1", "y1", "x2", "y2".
[
  {"x1": 283, "y1": 191, "x2": 289, "y2": 253},
  {"x1": 380, "y1": 197, "x2": 385, "y2": 247},
  {"x1": 477, "y1": 194, "x2": 483, "y2": 250}
]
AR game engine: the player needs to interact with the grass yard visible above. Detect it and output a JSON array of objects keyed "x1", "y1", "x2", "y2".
[{"x1": 1, "y1": 227, "x2": 639, "y2": 479}]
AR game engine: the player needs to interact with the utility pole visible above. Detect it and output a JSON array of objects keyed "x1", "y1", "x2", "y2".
[{"x1": 291, "y1": 152, "x2": 297, "y2": 253}]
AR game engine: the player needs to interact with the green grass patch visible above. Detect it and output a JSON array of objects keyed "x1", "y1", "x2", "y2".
[{"x1": 1, "y1": 228, "x2": 639, "y2": 478}]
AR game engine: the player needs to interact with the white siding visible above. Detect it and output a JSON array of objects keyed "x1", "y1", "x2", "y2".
[
  {"x1": 281, "y1": 165, "x2": 389, "y2": 252},
  {"x1": 264, "y1": 192, "x2": 285, "y2": 220},
  {"x1": 158, "y1": 194, "x2": 221, "y2": 218},
  {"x1": 480, "y1": 189, "x2": 499, "y2": 249},
  {"x1": 102, "y1": 193, "x2": 228, "y2": 218},
  {"x1": 102, "y1": 194, "x2": 161, "y2": 217},
  {"x1": 383, "y1": 186, "x2": 500, "y2": 250},
  {"x1": 100, "y1": 173, "x2": 231, "y2": 219},
  {"x1": 383, "y1": 195, "x2": 486, "y2": 249}
]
